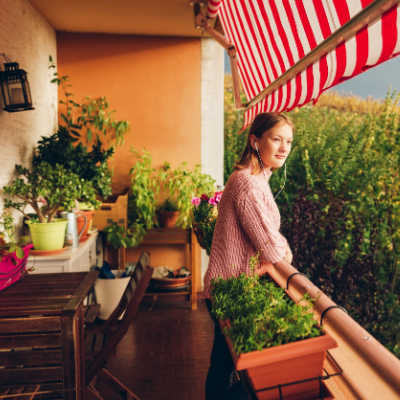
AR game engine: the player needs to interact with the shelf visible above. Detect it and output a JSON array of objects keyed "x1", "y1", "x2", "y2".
[
  {"x1": 137, "y1": 228, "x2": 199, "y2": 310},
  {"x1": 141, "y1": 227, "x2": 190, "y2": 245}
]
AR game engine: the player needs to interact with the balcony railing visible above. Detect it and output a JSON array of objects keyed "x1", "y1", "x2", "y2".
[{"x1": 262, "y1": 260, "x2": 400, "y2": 399}]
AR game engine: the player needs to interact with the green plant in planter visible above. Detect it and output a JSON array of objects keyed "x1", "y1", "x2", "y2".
[
  {"x1": 157, "y1": 198, "x2": 179, "y2": 213},
  {"x1": 127, "y1": 149, "x2": 217, "y2": 244},
  {"x1": 192, "y1": 191, "x2": 222, "y2": 255},
  {"x1": 33, "y1": 126, "x2": 114, "y2": 201},
  {"x1": 2, "y1": 162, "x2": 98, "y2": 223},
  {"x1": 210, "y1": 256, "x2": 321, "y2": 354},
  {"x1": 102, "y1": 221, "x2": 144, "y2": 249},
  {"x1": 156, "y1": 162, "x2": 216, "y2": 228},
  {"x1": 49, "y1": 56, "x2": 129, "y2": 148},
  {"x1": 42, "y1": 57, "x2": 130, "y2": 203},
  {"x1": 0, "y1": 212, "x2": 29, "y2": 260},
  {"x1": 127, "y1": 148, "x2": 159, "y2": 245}
]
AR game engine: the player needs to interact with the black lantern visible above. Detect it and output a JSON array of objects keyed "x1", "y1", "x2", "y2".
[{"x1": 0, "y1": 61, "x2": 34, "y2": 112}]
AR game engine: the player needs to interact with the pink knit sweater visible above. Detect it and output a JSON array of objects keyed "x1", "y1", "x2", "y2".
[{"x1": 203, "y1": 167, "x2": 288, "y2": 298}]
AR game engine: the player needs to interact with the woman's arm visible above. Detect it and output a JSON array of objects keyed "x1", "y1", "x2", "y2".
[{"x1": 235, "y1": 187, "x2": 287, "y2": 264}]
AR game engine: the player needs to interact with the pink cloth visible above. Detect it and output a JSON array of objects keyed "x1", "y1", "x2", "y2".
[{"x1": 203, "y1": 167, "x2": 287, "y2": 298}]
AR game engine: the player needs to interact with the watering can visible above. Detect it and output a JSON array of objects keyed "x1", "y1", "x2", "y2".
[{"x1": 60, "y1": 212, "x2": 88, "y2": 249}]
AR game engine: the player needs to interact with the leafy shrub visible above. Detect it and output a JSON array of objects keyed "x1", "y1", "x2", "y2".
[{"x1": 280, "y1": 96, "x2": 400, "y2": 357}]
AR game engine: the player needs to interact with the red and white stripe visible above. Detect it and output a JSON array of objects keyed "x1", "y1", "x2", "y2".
[
  {"x1": 215, "y1": 0, "x2": 400, "y2": 129},
  {"x1": 207, "y1": 0, "x2": 222, "y2": 18}
]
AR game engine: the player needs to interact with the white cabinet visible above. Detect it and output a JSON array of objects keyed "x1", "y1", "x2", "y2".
[{"x1": 27, "y1": 231, "x2": 99, "y2": 274}]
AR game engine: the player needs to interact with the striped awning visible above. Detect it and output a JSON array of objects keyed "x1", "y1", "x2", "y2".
[{"x1": 207, "y1": 0, "x2": 400, "y2": 129}]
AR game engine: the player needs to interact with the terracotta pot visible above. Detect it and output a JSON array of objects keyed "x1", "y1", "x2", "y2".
[
  {"x1": 157, "y1": 211, "x2": 179, "y2": 228},
  {"x1": 221, "y1": 320, "x2": 337, "y2": 400},
  {"x1": 76, "y1": 210, "x2": 94, "y2": 242}
]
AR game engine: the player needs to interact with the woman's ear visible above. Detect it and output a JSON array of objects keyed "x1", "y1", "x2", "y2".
[{"x1": 249, "y1": 134, "x2": 257, "y2": 151}]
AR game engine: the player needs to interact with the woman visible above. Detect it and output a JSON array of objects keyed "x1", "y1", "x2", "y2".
[{"x1": 203, "y1": 112, "x2": 294, "y2": 399}]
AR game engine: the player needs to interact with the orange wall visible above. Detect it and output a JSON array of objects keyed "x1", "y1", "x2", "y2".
[
  {"x1": 57, "y1": 32, "x2": 202, "y2": 273},
  {"x1": 56, "y1": 32, "x2": 202, "y2": 194}
]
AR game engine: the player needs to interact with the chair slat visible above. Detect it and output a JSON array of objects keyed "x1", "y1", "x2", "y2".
[
  {"x1": 0, "y1": 317, "x2": 61, "y2": 334},
  {"x1": 0, "y1": 366, "x2": 63, "y2": 384},
  {"x1": 0, "y1": 333, "x2": 61, "y2": 348},
  {"x1": 0, "y1": 348, "x2": 62, "y2": 368}
]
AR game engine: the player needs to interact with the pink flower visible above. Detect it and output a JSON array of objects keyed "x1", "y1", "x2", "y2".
[
  {"x1": 201, "y1": 194, "x2": 209, "y2": 202},
  {"x1": 191, "y1": 197, "x2": 201, "y2": 206},
  {"x1": 214, "y1": 191, "x2": 223, "y2": 203},
  {"x1": 208, "y1": 197, "x2": 217, "y2": 205}
]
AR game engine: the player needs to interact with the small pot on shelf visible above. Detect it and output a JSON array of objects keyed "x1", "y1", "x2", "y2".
[
  {"x1": 156, "y1": 199, "x2": 180, "y2": 228},
  {"x1": 157, "y1": 210, "x2": 180, "y2": 228}
]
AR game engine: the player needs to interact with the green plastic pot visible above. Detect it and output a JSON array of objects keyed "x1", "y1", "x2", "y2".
[{"x1": 28, "y1": 219, "x2": 68, "y2": 251}]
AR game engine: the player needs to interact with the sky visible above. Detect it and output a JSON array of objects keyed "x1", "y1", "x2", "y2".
[{"x1": 224, "y1": 52, "x2": 400, "y2": 101}]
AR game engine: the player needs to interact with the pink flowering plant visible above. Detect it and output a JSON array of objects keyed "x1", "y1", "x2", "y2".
[{"x1": 192, "y1": 191, "x2": 223, "y2": 255}]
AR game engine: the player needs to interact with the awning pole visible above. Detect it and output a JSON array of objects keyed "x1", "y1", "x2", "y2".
[
  {"x1": 193, "y1": 1, "x2": 243, "y2": 108},
  {"x1": 245, "y1": 0, "x2": 400, "y2": 110}
]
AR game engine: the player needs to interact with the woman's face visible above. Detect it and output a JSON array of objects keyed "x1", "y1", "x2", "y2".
[{"x1": 251, "y1": 122, "x2": 293, "y2": 170}]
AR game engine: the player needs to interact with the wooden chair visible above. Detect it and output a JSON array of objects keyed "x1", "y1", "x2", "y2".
[{"x1": 85, "y1": 252, "x2": 153, "y2": 400}]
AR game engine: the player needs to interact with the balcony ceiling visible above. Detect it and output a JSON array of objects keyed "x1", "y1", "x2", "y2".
[{"x1": 29, "y1": 0, "x2": 205, "y2": 37}]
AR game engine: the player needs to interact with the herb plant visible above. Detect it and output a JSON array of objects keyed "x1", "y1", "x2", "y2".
[
  {"x1": 102, "y1": 221, "x2": 144, "y2": 249},
  {"x1": 156, "y1": 161, "x2": 216, "y2": 228},
  {"x1": 128, "y1": 148, "x2": 159, "y2": 245},
  {"x1": 211, "y1": 256, "x2": 321, "y2": 354}
]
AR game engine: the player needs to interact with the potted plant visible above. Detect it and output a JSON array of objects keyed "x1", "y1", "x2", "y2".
[
  {"x1": 156, "y1": 161, "x2": 216, "y2": 228},
  {"x1": 210, "y1": 255, "x2": 337, "y2": 399},
  {"x1": 156, "y1": 198, "x2": 180, "y2": 228},
  {"x1": 47, "y1": 57, "x2": 130, "y2": 238},
  {"x1": 127, "y1": 149, "x2": 217, "y2": 246},
  {"x1": 0, "y1": 212, "x2": 33, "y2": 291},
  {"x1": 33, "y1": 126, "x2": 108, "y2": 240},
  {"x1": 128, "y1": 148, "x2": 158, "y2": 246},
  {"x1": 2, "y1": 162, "x2": 98, "y2": 251},
  {"x1": 191, "y1": 191, "x2": 222, "y2": 254}
]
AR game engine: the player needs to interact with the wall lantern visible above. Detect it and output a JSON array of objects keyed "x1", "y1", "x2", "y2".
[{"x1": 0, "y1": 53, "x2": 34, "y2": 112}]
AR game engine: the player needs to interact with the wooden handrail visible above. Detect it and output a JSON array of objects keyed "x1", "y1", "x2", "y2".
[{"x1": 266, "y1": 260, "x2": 400, "y2": 398}]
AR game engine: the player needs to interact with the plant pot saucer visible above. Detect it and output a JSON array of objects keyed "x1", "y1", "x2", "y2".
[
  {"x1": 30, "y1": 246, "x2": 68, "y2": 256},
  {"x1": 150, "y1": 276, "x2": 191, "y2": 290}
]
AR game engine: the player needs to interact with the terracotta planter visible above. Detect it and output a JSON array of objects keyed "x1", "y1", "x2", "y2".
[
  {"x1": 221, "y1": 320, "x2": 337, "y2": 400},
  {"x1": 157, "y1": 210, "x2": 179, "y2": 228},
  {"x1": 76, "y1": 210, "x2": 94, "y2": 242}
]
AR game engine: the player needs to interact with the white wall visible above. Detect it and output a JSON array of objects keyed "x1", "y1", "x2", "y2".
[
  {"x1": 200, "y1": 38, "x2": 224, "y2": 286},
  {"x1": 0, "y1": 0, "x2": 57, "y2": 211}
]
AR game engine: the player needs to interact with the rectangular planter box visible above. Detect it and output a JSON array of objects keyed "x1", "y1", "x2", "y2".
[
  {"x1": 221, "y1": 320, "x2": 337, "y2": 400},
  {"x1": 92, "y1": 193, "x2": 128, "y2": 231}
]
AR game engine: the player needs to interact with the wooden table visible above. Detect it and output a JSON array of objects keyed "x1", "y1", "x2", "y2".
[{"x1": 0, "y1": 271, "x2": 98, "y2": 400}]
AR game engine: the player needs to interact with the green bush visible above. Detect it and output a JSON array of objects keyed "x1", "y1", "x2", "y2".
[
  {"x1": 281, "y1": 97, "x2": 400, "y2": 357},
  {"x1": 223, "y1": 86, "x2": 400, "y2": 357}
]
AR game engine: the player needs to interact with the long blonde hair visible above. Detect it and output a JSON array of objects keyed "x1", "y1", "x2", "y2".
[{"x1": 236, "y1": 112, "x2": 294, "y2": 174}]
